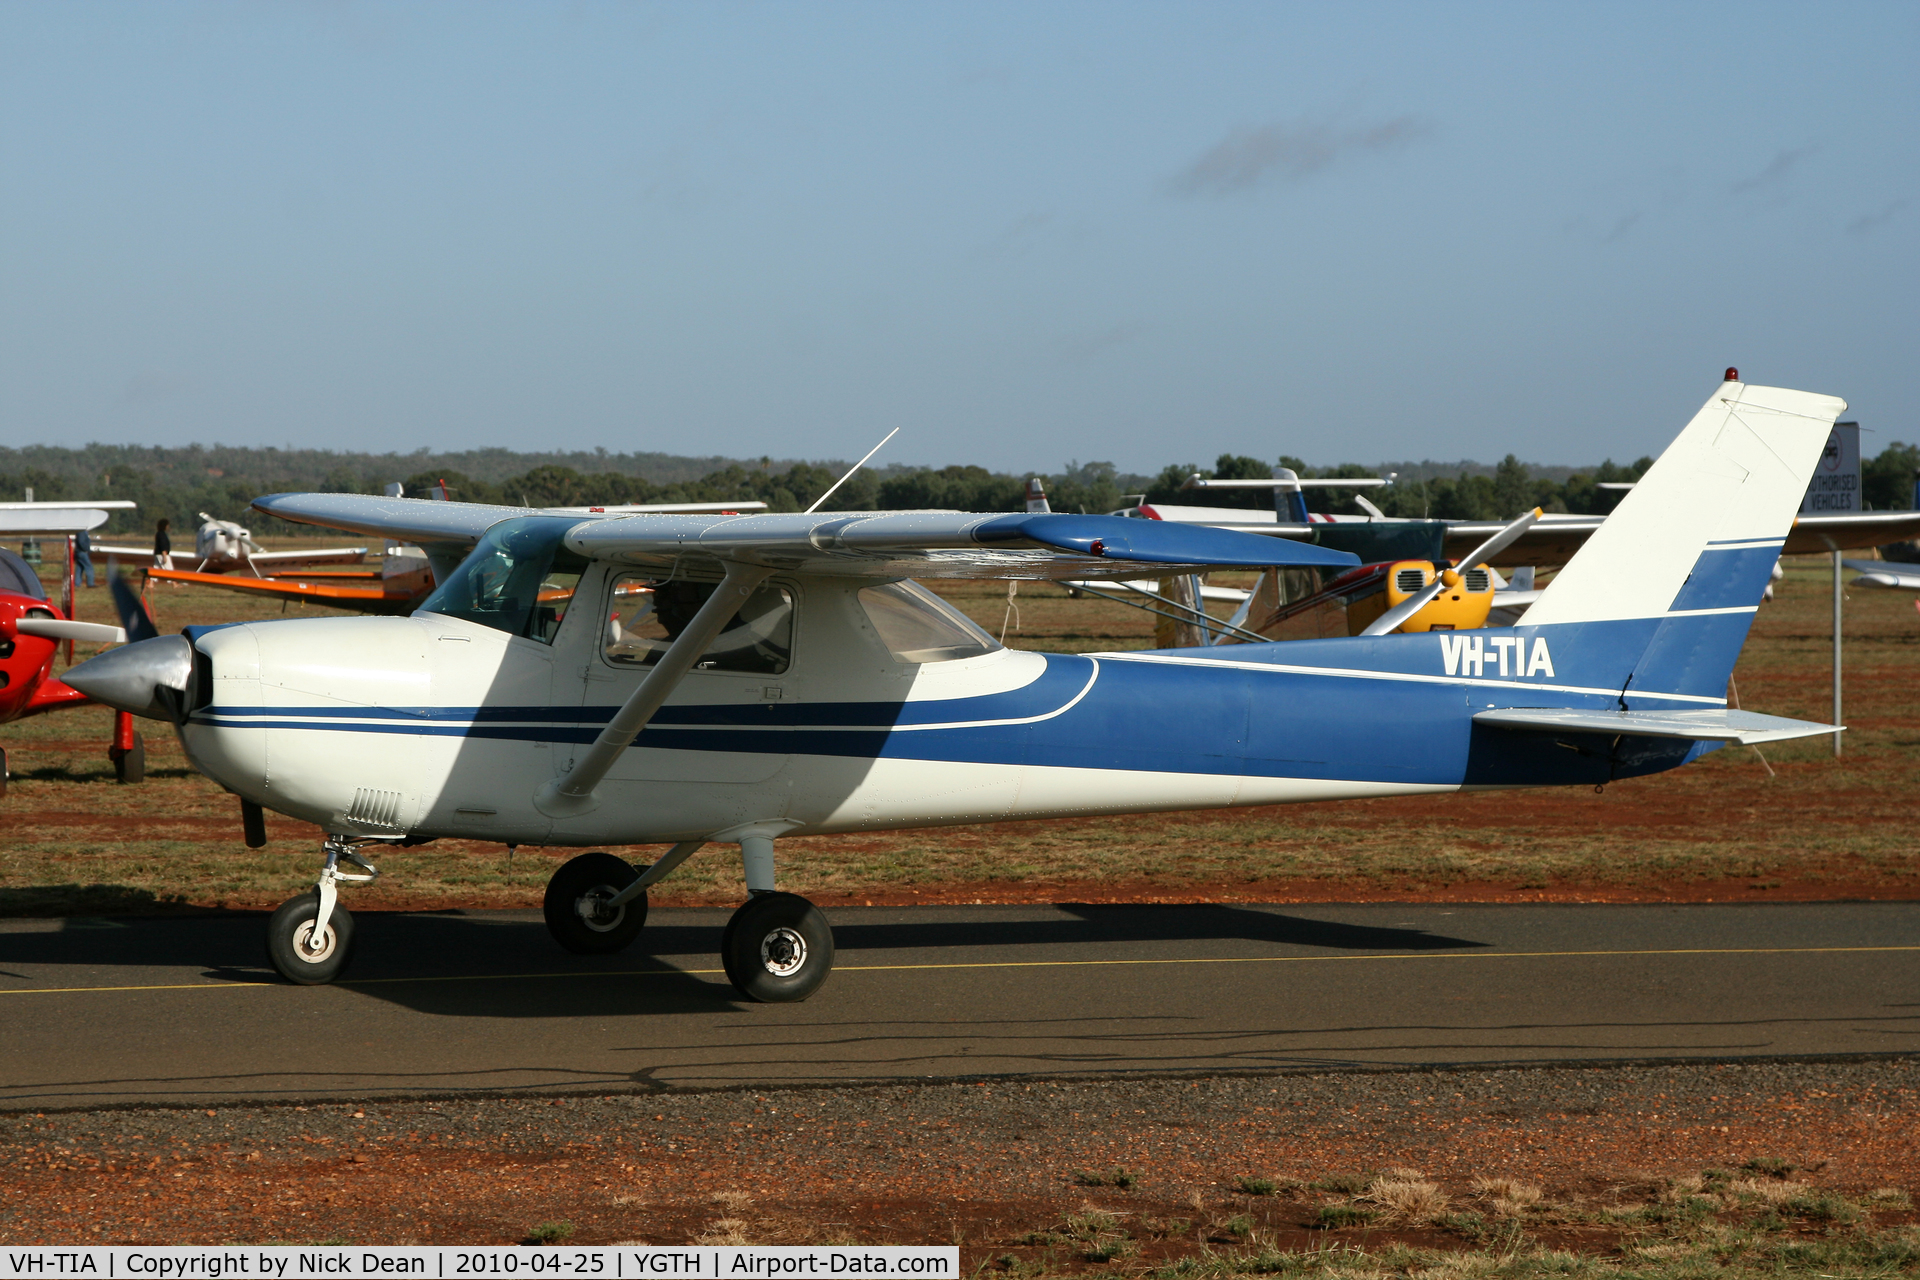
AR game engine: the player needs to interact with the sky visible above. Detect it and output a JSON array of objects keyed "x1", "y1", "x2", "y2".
[{"x1": 1, "y1": 2, "x2": 1914, "y2": 473}]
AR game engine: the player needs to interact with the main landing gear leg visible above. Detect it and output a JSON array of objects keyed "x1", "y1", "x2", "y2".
[
  {"x1": 721, "y1": 832, "x2": 833, "y2": 1004},
  {"x1": 108, "y1": 710, "x2": 144, "y2": 784},
  {"x1": 265, "y1": 835, "x2": 379, "y2": 984}
]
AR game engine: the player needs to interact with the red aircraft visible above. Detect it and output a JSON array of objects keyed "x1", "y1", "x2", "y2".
[{"x1": 0, "y1": 547, "x2": 137, "y2": 795}]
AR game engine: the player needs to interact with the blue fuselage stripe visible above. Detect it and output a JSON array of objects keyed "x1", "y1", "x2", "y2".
[{"x1": 196, "y1": 619, "x2": 1726, "y2": 788}]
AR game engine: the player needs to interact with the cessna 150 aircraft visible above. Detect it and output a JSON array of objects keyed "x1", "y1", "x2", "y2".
[{"x1": 68, "y1": 376, "x2": 1846, "y2": 1000}]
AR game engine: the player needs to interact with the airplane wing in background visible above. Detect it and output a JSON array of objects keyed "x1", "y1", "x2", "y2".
[
  {"x1": 0, "y1": 506, "x2": 133, "y2": 536},
  {"x1": 95, "y1": 544, "x2": 371, "y2": 573},
  {"x1": 252, "y1": 493, "x2": 1363, "y2": 581},
  {"x1": 1844, "y1": 559, "x2": 1920, "y2": 590},
  {"x1": 1149, "y1": 508, "x2": 1920, "y2": 565},
  {"x1": 145, "y1": 568, "x2": 427, "y2": 615}
]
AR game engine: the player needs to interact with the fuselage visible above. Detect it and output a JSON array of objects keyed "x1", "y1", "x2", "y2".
[
  {"x1": 0, "y1": 591, "x2": 86, "y2": 724},
  {"x1": 176, "y1": 561, "x2": 1713, "y2": 847}
]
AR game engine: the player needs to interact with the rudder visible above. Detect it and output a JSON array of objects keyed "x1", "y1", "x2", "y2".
[{"x1": 1523, "y1": 377, "x2": 1846, "y2": 700}]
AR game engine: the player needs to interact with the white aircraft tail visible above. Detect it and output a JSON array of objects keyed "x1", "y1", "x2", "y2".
[{"x1": 1523, "y1": 376, "x2": 1846, "y2": 627}]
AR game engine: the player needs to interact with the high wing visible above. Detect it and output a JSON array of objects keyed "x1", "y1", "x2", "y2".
[{"x1": 251, "y1": 493, "x2": 1361, "y2": 580}]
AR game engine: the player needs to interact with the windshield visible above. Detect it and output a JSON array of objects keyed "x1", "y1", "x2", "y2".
[{"x1": 418, "y1": 516, "x2": 587, "y2": 643}]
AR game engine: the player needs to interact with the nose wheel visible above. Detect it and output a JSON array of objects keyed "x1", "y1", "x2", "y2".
[
  {"x1": 722, "y1": 892, "x2": 834, "y2": 1003},
  {"x1": 266, "y1": 890, "x2": 356, "y2": 985},
  {"x1": 265, "y1": 835, "x2": 379, "y2": 984}
]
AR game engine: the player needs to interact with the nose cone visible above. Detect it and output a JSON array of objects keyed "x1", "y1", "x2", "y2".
[{"x1": 63, "y1": 634, "x2": 196, "y2": 723}]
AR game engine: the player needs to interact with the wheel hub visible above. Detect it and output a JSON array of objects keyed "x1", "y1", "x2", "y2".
[
  {"x1": 575, "y1": 887, "x2": 624, "y2": 931},
  {"x1": 760, "y1": 926, "x2": 807, "y2": 976},
  {"x1": 293, "y1": 921, "x2": 336, "y2": 963}
]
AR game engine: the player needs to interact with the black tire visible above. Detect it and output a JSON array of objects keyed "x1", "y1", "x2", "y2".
[
  {"x1": 722, "y1": 892, "x2": 833, "y2": 1003},
  {"x1": 266, "y1": 891, "x2": 354, "y2": 985},
  {"x1": 543, "y1": 852, "x2": 646, "y2": 955},
  {"x1": 111, "y1": 733, "x2": 145, "y2": 784}
]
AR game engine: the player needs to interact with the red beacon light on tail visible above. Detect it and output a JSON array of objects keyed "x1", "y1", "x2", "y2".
[{"x1": 1725, "y1": 367, "x2": 1739, "y2": 382}]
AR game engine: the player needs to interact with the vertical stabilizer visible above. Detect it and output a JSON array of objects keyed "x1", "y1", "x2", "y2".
[
  {"x1": 1525, "y1": 379, "x2": 1846, "y2": 628},
  {"x1": 1521, "y1": 377, "x2": 1846, "y2": 702}
]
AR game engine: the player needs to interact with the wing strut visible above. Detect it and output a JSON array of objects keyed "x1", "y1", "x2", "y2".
[{"x1": 533, "y1": 562, "x2": 774, "y2": 819}]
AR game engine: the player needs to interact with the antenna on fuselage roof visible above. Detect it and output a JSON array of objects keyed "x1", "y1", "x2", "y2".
[{"x1": 803, "y1": 427, "x2": 900, "y2": 515}]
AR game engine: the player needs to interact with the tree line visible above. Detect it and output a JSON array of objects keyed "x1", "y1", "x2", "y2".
[{"x1": 2, "y1": 438, "x2": 1914, "y2": 540}]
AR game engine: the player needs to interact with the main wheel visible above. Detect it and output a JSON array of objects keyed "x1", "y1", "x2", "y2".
[
  {"x1": 543, "y1": 852, "x2": 646, "y2": 955},
  {"x1": 266, "y1": 891, "x2": 355, "y2": 985},
  {"x1": 722, "y1": 892, "x2": 833, "y2": 1003}
]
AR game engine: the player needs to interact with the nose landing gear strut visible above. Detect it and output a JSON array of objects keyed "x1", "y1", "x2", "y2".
[{"x1": 265, "y1": 835, "x2": 381, "y2": 984}]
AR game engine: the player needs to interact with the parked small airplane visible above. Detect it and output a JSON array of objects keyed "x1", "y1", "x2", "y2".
[
  {"x1": 96, "y1": 513, "x2": 368, "y2": 576},
  {"x1": 145, "y1": 500, "x2": 773, "y2": 615},
  {"x1": 69, "y1": 375, "x2": 1846, "y2": 1001},
  {"x1": 1131, "y1": 392, "x2": 1920, "y2": 563},
  {"x1": 0, "y1": 546, "x2": 131, "y2": 794}
]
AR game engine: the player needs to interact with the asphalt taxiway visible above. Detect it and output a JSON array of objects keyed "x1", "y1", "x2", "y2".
[{"x1": 1, "y1": 902, "x2": 1914, "y2": 1108}]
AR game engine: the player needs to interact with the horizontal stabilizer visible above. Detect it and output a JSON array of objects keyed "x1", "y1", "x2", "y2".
[{"x1": 1473, "y1": 707, "x2": 1839, "y2": 745}]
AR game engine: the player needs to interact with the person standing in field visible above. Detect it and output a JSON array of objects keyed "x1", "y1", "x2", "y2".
[
  {"x1": 152, "y1": 519, "x2": 172, "y2": 570},
  {"x1": 74, "y1": 528, "x2": 94, "y2": 588}
]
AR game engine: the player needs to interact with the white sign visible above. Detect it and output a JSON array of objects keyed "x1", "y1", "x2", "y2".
[
  {"x1": 0, "y1": 1246, "x2": 959, "y2": 1280},
  {"x1": 1800, "y1": 421, "x2": 1860, "y2": 514}
]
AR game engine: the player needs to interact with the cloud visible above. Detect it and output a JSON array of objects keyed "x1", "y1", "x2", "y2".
[
  {"x1": 1846, "y1": 200, "x2": 1907, "y2": 236},
  {"x1": 118, "y1": 369, "x2": 189, "y2": 405},
  {"x1": 974, "y1": 212, "x2": 1054, "y2": 262},
  {"x1": 1046, "y1": 325, "x2": 1139, "y2": 367},
  {"x1": 1600, "y1": 211, "x2": 1643, "y2": 244},
  {"x1": 1729, "y1": 145, "x2": 1816, "y2": 196},
  {"x1": 1165, "y1": 116, "x2": 1429, "y2": 197}
]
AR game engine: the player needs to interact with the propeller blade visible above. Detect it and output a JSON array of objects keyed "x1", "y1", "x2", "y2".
[
  {"x1": 1358, "y1": 575, "x2": 1447, "y2": 637},
  {"x1": 15, "y1": 617, "x2": 127, "y2": 644},
  {"x1": 108, "y1": 561, "x2": 160, "y2": 643},
  {"x1": 1453, "y1": 506, "x2": 1545, "y2": 576},
  {"x1": 1358, "y1": 507, "x2": 1543, "y2": 638}
]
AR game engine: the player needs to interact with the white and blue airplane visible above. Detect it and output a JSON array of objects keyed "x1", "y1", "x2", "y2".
[{"x1": 67, "y1": 375, "x2": 1845, "y2": 1000}]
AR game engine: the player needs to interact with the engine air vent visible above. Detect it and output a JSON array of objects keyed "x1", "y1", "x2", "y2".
[
  {"x1": 1393, "y1": 567, "x2": 1429, "y2": 595},
  {"x1": 346, "y1": 787, "x2": 406, "y2": 830},
  {"x1": 1462, "y1": 567, "x2": 1493, "y2": 592}
]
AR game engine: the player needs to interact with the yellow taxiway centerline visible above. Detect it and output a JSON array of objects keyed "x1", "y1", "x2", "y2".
[{"x1": 1, "y1": 944, "x2": 1917, "y2": 995}]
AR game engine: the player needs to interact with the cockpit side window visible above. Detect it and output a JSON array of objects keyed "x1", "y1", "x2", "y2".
[
  {"x1": 604, "y1": 574, "x2": 794, "y2": 674},
  {"x1": 857, "y1": 581, "x2": 1000, "y2": 663},
  {"x1": 417, "y1": 516, "x2": 587, "y2": 644}
]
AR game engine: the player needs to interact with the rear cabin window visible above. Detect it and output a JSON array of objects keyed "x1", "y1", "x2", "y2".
[
  {"x1": 604, "y1": 575, "x2": 794, "y2": 675},
  {"x1": 857, "y1": 581, "x2": 1000, "y2": 663}
]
